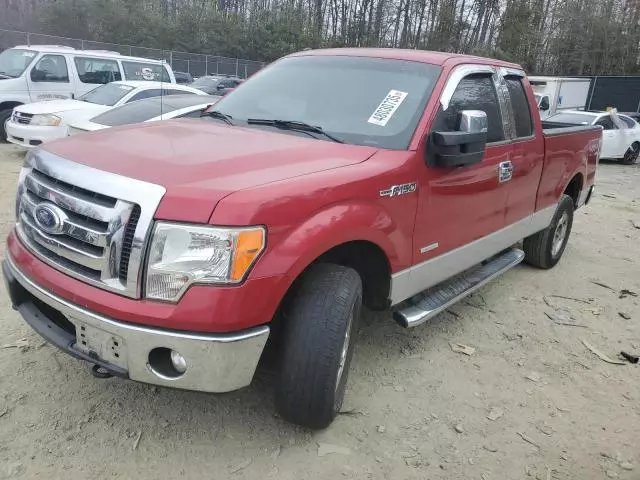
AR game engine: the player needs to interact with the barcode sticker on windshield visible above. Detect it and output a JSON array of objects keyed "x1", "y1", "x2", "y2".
[{"x1": 368, "y1": 90, "x2": 408, "y2": 126}]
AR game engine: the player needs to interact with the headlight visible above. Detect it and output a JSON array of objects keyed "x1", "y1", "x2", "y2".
[
  {"x1": 30, "y1": 114, "x2": 62, "y2": 126},
  {"x1": 145, "y1": 222, "x2": 266, "y2": 302}
]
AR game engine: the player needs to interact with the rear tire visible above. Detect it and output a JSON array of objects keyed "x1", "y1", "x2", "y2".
[
  {"x1": 0, "y1": 109, "x2": 12, "y2": 143},
  {"x1": 276, "y1": 263, "x2": 362, "y2": 429},
  {"x1": 621, "y1": 142, "x2": 640, "y2": 165},
  {"x1": 523, "y1": 194, "x2": 574, "y2": 269}
]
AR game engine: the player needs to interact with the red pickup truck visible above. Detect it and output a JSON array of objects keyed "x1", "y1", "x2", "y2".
[{"x1": 3, "y1": 49, "x2": 600, "y2": 429}]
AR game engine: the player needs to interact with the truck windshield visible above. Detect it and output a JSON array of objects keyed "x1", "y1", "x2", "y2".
[
  {"x1": 546, "y1": 112, "x2": 596, "y2": 125},
  {"x1": 214, "y1": 56, "x2": 442, "y2": 149},
  {"x1": 0, "y1": 48, "x2": 37, "y2": 78},
  {"x1": 79, "y1": 83, "x2": 135, "y2": 106}
]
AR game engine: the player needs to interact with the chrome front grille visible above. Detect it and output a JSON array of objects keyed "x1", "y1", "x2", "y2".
[
  {"x1": 16, "y1": 150, "x2": 166, "y2": 298},
  {"x1": 12, "y1": 111, "x2": 33, "y2": 125}
]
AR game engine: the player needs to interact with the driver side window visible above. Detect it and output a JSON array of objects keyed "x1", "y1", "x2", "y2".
[
  {"x1": 30, "y1": 54, "x2": 69, "y2": 83},
  {"x1": 595, "y1": 116, "x2": 616, "y2": 130},
  {"x1": 434, "y1": 74, "x2": 505, "y2": 143}
]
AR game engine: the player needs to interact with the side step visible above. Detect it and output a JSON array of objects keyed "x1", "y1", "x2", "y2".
[{"x1": 393, "y1": 248, "x2": 525, "y2": 328}]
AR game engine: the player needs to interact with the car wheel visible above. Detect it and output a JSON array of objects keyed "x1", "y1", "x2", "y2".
[
  {"x1": 621, "y1": 142, "x2": 640, "y2": 165},
  {"x1": 0, "y1": 109, "x2": 13, "y2": 143},
  {"x1": 523, "y1": 194, "x2": 574, "y2": 269},
  {"x1": 276, "y1": 263, "x2": 362, "y2": 429}
]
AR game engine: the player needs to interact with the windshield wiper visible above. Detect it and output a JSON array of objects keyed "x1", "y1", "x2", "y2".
[
  {"x1": 0, "y1": 71, "x2": 13, "y2": 79},
  {"x1": 246, "y1": 118, "x2": 344, "y2": 143},
  {"x1": 202, "y1": 110, "x2": 234, "y2": 125}
]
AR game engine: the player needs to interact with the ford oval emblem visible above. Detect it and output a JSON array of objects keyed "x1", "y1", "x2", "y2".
[{"x1": 33, "y1": 203, "x2": 67, "y2": 235}]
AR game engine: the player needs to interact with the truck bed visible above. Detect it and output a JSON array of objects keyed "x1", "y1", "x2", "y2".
[{"x1": 536, "y1": 123, "x2": 601, "y2": 211}]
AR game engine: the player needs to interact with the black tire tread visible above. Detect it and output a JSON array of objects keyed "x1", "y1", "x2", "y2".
[
  {"x1": 523, "y1": 194, "x2": 574, "y2": 269},
  {"x1": 0, "y1": 109, "x2": 13, "y2": 143},
  {"x1": 276, "y1": 263, "x2": 362, "y2": 429}
]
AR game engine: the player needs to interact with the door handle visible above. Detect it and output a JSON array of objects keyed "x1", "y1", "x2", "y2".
[{"x1": 498, "y1": 161, "x2": 513, "y2": 183}]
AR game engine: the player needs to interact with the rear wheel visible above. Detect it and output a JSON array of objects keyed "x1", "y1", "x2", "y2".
[
  {"x1": 523, "y1": 194, "x2": 574, "y2": 269},
  {"x1": 621, "y1": 142, "x2": 640, "y2": 165},
  {"x1": 276, "y1": 263, "x2": 362, "y2": 429},
  {"x1": 0, "y1": 109, "x2": 12, "y2": 143}
]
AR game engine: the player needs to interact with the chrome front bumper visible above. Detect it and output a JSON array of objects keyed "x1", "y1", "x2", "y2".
[{"x1": 3, "y1": 255, "x2": 269, "y2": 393}]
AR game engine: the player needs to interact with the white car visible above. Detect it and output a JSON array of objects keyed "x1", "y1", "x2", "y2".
[
  {"x1": 68, "y1": 94, "x2": 220, "y2": 134},
  {"x1": 0, "y1": 45, "x2": 176, "y2": 141},
  {"x1": 5, "y1": 81, "x2": 205, "y2": 148},
  {"x1": 545, "y1": 110, "x2": 640, "y2": 164}
]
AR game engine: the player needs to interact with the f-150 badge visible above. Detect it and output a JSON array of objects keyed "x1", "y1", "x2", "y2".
[{"x1": 380, "y1": 182, "x2": 417, "y2": 197}]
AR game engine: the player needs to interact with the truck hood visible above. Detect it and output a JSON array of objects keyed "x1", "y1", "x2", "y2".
[
  {"x1": 17, "y1": 99, "x2": 109, "y2": 116},
  {"x1": 43, "y1": 120, "x2": 378, "y2": 223}
]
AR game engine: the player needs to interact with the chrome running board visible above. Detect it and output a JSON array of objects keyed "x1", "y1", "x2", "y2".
[{"x1": 393, "y1": 248, "x2": 525, "y2": 328}]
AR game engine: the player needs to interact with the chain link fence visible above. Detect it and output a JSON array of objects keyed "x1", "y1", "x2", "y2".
[{"x1": 0, "y1": 28, "x2": 265, "y2": 79}]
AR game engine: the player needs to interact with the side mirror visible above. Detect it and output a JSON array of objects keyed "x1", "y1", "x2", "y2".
[
  {"x1": 428, "y1": 110, "x2": 488, "y2": 168},
  {"x1": 540, "y1": 97, "x2": 550, "y2": 111}
]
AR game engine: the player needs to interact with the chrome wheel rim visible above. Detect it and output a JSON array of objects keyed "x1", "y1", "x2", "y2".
[
  {"x1": 335, "y1": 309, "x2": 354, "y2": 393},
  {"x1": 552, "y1": 212, "x2": 569, "y2": 257}
]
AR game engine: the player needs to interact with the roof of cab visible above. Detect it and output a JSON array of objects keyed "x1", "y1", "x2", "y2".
[
  {"x1": 288, "y1": 48, "x2": 522, "y2": 69},
  {"x1": 12, "y1": 45, "x2": 168, "y2": 64}
]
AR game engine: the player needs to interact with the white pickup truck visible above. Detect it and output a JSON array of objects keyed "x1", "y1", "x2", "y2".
[{"x1": 0, "y1": 45, "x2": 176, "y2": 141}]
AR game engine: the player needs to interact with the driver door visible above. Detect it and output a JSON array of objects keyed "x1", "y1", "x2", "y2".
[
  {"x1": 412, "y1": 66, "x2": 511, "y2": 271},
  {"x1": 26, "y1": 54, "x2": 75, "y2": 102}
]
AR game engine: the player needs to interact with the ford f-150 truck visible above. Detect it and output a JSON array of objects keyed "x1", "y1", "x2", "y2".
[{"x1": 3, "y1": 48, "x2": 600, "y2": 429}]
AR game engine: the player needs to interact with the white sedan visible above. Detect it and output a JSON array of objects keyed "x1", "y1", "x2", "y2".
[
  {"x1": 545, "y1": 110, "x2": 640, "y2": 164},
  {"x1": 5, "y1": 81, "x2": 206, "y2": 148},
  {"x1": 68, "y1": 94, "x2": 220, "y2": 134}
]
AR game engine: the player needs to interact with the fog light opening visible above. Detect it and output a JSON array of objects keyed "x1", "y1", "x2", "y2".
[{"x1": 148, "y1": 347, "x2": 187, "y2": 379}]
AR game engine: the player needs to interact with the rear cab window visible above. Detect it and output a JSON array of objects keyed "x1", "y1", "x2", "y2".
[
  {"x1": 504, "y1": 77, "x2": 533, "y2": 138},
  {"x1": 121, "y1": 61, "x2": 171, "y2": 82},
  {"x1": 74, "y1": 56, "x2": 122, "y2": 84}
]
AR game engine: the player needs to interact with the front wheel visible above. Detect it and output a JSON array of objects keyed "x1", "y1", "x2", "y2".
[
  {"x1": 276, "y1": 263, "x2": 362, "y2": 429},
  {"x1": 523, "y1": 194, "x2": 574, "y2": 269},
  {"x1": 621, "y1": 142, "x2": 640, "y2": 165},
  {"x1": 0, "y1": 109, "x2": 12, "y2": 143}
]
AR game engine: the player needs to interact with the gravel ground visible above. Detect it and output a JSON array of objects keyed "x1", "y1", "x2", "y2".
[{"x1": 0, "y1": 142, "x2": 639, "y2": 480}]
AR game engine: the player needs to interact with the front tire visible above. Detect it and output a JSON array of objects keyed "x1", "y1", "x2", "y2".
[
  {"x1": 276, "y1": 263, "x2": 362, "y2": 429},
  {"x1": 523, "y1": 194, "x2": 574, "y2": 269},
  {"x1": 0, "y1": 109, "x2": 12, "y2": 143}
]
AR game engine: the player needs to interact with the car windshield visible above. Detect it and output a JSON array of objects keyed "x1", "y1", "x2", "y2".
[
  {"x1": 79, "y1": 83, "x2": 135, "y2": 106},
  {"x1": 546, "y1": 112, "x2": 596, "y2": 125},
  {"x1": 0, "y1": 48, "x2": 37, "y2": 78},
  {"x1": 213, "y1": 56, "x2": 442, "y2": 149}
]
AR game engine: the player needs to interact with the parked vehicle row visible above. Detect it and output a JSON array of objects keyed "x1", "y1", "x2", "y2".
[
  {"x1": 5, "y1": 80, "x2": 206, "y2": 147},
  {"x1": 0, "y1": 45, "x2": 177, "y2": 140},
  {"x1": 190, "y1": 75, "x2": 243, "y2": 95},
  {"x1": 3, "y1": 47, "x2": 600, "y2": 429}
]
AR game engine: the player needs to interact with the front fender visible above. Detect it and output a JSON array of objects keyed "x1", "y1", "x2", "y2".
[{"x1": 254, "y1": 201, "x2": 410, "y2": 281}]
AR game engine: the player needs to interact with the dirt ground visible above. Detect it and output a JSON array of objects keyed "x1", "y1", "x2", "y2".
[{"x1": 0, "y1": 142, "x2": 638, "y2": 480}]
